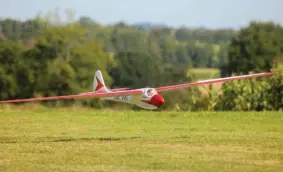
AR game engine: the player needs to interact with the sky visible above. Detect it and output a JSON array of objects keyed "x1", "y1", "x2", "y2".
[{"x1": 1, "y1": 0, "x2": 282, "y2": 29}]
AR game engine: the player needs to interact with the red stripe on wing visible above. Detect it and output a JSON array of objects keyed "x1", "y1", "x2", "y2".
[
  {"x1": 0, "y1": 89, "x2": 143, "y2": 103},
  {"x1": 78, "y1": 88, "x2": 130, "y2": 95},
  {"x1": 155, "y1": 72, "x2": 275, "y2": 92},
  {"x1": 110, "y1": 88, "x2": 130, "y2": 92}
]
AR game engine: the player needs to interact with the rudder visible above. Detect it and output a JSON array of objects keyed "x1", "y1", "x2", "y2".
[{"x1": 93, "y1": 70, "x2": 109, "y2": 92}]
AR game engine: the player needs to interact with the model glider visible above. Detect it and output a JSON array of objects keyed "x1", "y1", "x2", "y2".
[{"x1": 0, "y1": 70, "x2": 275, "y2": 109}]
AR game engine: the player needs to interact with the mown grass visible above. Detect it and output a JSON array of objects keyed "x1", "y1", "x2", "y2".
[
  {"x1": 191, "y1": 68, "x2": 220, "y2": 79},
  {"x1": 191, "y1": 68, "x2": 222, "y2": 96},
  {"x1": 0, "y1": 106, "x2": 282, "y2": 172}
]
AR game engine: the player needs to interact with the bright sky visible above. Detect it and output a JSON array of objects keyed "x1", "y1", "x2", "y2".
[{"x1": 1, "y1": 0, "x2": 282, "y2": 29}]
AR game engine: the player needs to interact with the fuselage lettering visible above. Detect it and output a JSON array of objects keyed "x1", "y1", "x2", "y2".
[{"x1": 114, "y1": 95, "x2": 129, "y2": 101}]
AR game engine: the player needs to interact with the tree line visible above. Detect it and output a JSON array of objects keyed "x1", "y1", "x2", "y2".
[{"x1": 0, "y1": 13, "x2": 282, "y2": 111}]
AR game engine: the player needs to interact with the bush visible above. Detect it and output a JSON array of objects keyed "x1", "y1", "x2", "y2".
[{"x1": 215, "y1": 65, "x2": 283, "y2": 111}]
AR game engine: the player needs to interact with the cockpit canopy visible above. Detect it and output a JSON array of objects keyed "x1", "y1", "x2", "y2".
[
  {"x1": 146, "y1": 88, "x2": 157, "y2": 96},
  {"x1": 141, "y1": 88, "x2": 157, "y2": 100}
]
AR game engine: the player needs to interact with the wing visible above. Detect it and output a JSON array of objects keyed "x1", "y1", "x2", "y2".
[
  {"x1": 78, "y1": 88, "x2": 130, "y2": 95},
  {"x1": 155, "y1": 72, "x2": 275, "y2": 92},
  {"x1": 110, "y1": 87, "x2": 130, "y2": 92},
  {"x1": 0, "y1": 89, "x2": 143, "y2": 103}
]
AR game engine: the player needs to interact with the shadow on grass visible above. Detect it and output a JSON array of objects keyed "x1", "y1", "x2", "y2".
[{"x1": 0, "y1": 136, "x2": 142, "y2": 144}]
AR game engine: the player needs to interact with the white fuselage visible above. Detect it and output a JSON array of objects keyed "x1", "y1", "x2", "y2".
[
  {"x1": 102, "y1": 94, "x2": 159, "y2": 109},
  {"x1": 81, "y1": 88, "x2": 164, "y2": 109}
]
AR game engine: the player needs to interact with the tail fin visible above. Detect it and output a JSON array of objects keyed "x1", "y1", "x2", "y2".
[{"x1": 93, "y1": 70, "x2": 109, "y2": 92}]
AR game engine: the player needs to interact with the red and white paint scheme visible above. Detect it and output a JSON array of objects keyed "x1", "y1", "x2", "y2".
[{"x1": 0, "y1": 70, "x2": 275, "y2": 110}]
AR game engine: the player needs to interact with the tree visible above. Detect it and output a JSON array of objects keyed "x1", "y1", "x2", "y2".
[
  {"x1": 0, "y1": 41, "x2": 34, "y2": 100},
  {"x1": 0, "y1": 19, "x2": 116, "y2": 107},
  {"x1": 223, "y1": 21, "x2": 283, "y2": 76},
  {"x1": 110, "y1": 51, "x2": 164, "y2": 88},
  {"x1": 31, "y1": 24, "x2": 115, "y2": 106}
]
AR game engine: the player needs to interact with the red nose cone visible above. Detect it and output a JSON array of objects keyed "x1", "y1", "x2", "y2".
[{"x1": 150, "y1": 94, "x2": 165, "y2": 107}]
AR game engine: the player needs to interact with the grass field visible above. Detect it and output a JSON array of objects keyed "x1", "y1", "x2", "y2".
[
  {"x1": 0, "y1": 107, "x2": 282, "y2": 172},
  {"x1": 190, "y1": 68, "x2": 222, "y2": 97},
  {"x1": 191, "y1": 68, "x2": 220, "y2": 79}
]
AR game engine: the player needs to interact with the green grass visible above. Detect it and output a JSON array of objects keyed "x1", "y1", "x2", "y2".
[
  {"x1": 191, "y1": 68, "x2": 220, "y2": 79},
  {"x1": 190, "y1": 68, "x2": 222, "y2": 96},
  {"x1": 0, "y1": 107, "x2": 282, "y2": 172}
]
